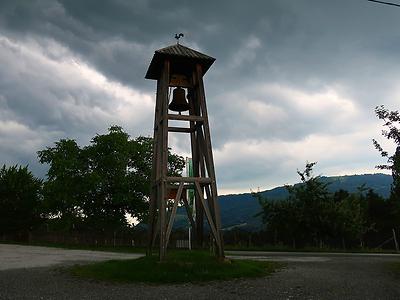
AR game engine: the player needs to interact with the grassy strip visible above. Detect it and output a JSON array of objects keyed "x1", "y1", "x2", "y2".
[
  {"x1": 387, "y1": 262, "x2": 400, "y2": 277},
  {"x1": 70, "y1": 250, "x2": 284, "y2": 284}
]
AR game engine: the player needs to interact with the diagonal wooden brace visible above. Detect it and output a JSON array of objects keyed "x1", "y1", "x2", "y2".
[{"x1": 165, "y1": 182, "x2": 184, "y2": 248}]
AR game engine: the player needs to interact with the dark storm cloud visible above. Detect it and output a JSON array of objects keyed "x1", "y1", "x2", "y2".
[
  {"x1": 0, "y1": 0, "x2": 295, "y2": 88},
  {"x1": 0, "y1": 0, "x2": 399, "y2": 192},
  {"x1": 2, "y1": 0, "x2": 399, "y2": 93}
]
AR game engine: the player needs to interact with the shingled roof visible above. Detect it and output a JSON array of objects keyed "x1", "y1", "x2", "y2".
[{"x1": 145, "y1": 44, "x2": 215, "y2": 80}]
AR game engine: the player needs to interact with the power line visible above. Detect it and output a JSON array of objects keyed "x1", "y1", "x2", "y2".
[{"x1": 367, "y1": 0, "x2": 400, "y2": 8}]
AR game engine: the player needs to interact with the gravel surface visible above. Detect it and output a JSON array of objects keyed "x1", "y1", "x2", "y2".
[
  {"x1": 0, "y1": 244, "x2": 142, "y2": 270},
  {"x1": 1, "y1": 245, "x2": 400, "y2": 299}
]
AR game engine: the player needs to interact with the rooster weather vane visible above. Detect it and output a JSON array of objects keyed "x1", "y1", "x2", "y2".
[{"x1": 175, "y1": 33, "x2": 184, "y2": 44}]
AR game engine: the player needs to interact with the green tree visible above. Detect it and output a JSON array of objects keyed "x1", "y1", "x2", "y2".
[
  {"x1": 286, "y1": 162, "x2": 335, "y2": 247},
  {"x1": 373, "y1": 105, "x2": 400, "y2": 200},
  {"x1": 82, "y1": 126, "x2": 148, "y2": 232},
  {"x1": 255, "y1": 195, "x2": 301, "y2": 247},
  {"x1": 373, "y1": 105, "x2": 400, "y2": 237},
  {"x1": 255, "y1": 162, "x2": 391, "y2": 249},
  {"x1": 363, "y1": 188, "x2": 394, "y2": 246},
  {"x1": 0, "y1": 165, "x2": 43, "y2": 235},
  {"x1": 336, "y1": 186, "x2": 370, "y2": 247},
  {"x1": 255, "y1": 162, "x2": 336, "y2": 247},
  {"x1": 38, "y1": 126, "x2": 185, "y2": 232},
  {"x1": 38, "y1": 139, "x2": 85, "y2": 229}
]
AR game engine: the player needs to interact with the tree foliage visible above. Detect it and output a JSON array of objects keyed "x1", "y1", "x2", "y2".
[
  {"x1": 38, "y1": 126, "x2": 185, "y2": 232},
  {"x1": 254, "y1": 163, "x2": 391, "y2": 248},
  {"x1": 373, "y1": 105, "x2": 400, "y2": 200},
  {"x1": 255, "y1": 163, "x2": 334, "y2": 247},
  {"x1": 38, "y1": 139, "x2": 83, "y2": 229},
  {"x1": 0, "y1": 165, "x2": 43, "y2": 235}
]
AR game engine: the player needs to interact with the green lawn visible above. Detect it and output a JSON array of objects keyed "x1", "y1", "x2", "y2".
[
  {"x1": 70, "y1": 250, "x2": 284, "y2": 284},
  {"x1": 387, "y1": 261, "x2": 400, "y2": 277}
]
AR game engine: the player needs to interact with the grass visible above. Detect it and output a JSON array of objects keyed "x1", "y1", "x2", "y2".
[
  {"x1": 387, "y1": 261, "x2": 400, "y2": 277},
  {"x1": 69, "y1": 250, "x2": 284, "y2": 284}
]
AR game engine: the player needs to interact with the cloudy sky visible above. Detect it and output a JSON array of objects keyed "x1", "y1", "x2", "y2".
[{"x1": 0, "y1": 0, "x2": 399, "y2": 194}]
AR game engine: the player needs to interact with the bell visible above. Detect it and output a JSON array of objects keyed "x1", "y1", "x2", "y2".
[{"x1": 169, "y1": 87, "x2": 190, "y2": 112}]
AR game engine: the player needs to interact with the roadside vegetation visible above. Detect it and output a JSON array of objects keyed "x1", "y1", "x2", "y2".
[
  {"x1": 0, "y1": 126, "x2": 184, "y2": 244},
  {"x1": 253, "y1": 106, "x2": 400, "y2": 250},
  {"x1": 70, "y1": 250, "x2": 284, "y2": 284},
  {"x1": 253, "y1": 162, "x2": 398, "y2": 250}
]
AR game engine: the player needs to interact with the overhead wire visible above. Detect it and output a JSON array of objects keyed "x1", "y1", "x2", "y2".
[{"x1": 367, "y1": 0, "x2": 400, "y2": 8}]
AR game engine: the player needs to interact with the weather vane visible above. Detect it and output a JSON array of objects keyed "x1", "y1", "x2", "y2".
[{"x1": 175, "y1": 33, "x2": 184, "y2": 44}]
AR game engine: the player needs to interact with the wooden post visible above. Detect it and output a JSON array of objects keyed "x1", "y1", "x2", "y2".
[
  {"x1": 393, "y1": 228, "x2": 399, "y2": 252},
  {"x1": 159, "y1": 60, "x2": 170, "y2": 261},
  {"x1": 194, "y1": 64, "x2": 224, "y2": 257},
  {"x1": 147, "y1": 62, "x2": 164, "y2": 256}
]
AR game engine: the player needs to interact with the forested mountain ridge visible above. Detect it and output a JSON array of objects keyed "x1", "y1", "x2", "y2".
[{"x1": 174, "y1": 173, "x2": 392, "y2": 231}]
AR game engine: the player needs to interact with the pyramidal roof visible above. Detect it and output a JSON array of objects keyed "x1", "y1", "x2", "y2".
[
  {"x1": 145, "y1": 43, "x2": 215, "y2": 80},
  {"x1": 156, "y1": 44, "x2": 215, "y2": 61}
]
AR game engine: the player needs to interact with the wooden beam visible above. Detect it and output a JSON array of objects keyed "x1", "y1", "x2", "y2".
[
  {"x1": 166, "y1": 176, "x2": 212, "y2": 183},
  {"x1": 194, "y1": 181, "x2": 221, "y2": 247},
  {"x1": 148, "y1": 54, "x2": 167, "y2": 256},
  {"x1": 182, "y1": 193, "x2": 196, "y2": 230},
  {"x1": 165, "y1": 182, "x2": 184, "y2": 248},
  {"x1": 187, "y1": 88, "x2": 204, "y2": 248},
  {"x1": 168, "y1": 126, "x2": 193, "y2": 133},
  {"x1": 159, "y1": 59, "x2": 170, "y2": 261},
  {"x1": 195, "y1": 63, "x2": 224, "y2": 257},
  {"x1": 166, "y1": 183, "x2": 193, "y2": 189},
  {"x1": 168, "y1": 114, "x2": 204, "y2": 122},
  {"x1": 152, "y1": 215, "x2": 160, "y2": 247}
]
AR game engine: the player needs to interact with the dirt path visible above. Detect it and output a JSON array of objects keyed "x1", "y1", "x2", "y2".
[{"x1": 1, "y1": 244, "x2": 400, "y2": 299}]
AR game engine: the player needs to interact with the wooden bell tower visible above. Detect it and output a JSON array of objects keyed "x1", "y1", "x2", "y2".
[{"x1": 145, "y1": 42, "x2": 224, "y2": 260}]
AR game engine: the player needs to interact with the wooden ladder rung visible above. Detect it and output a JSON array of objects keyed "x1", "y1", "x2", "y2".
[
  {"x1": 166, "y1": 176, "x2": 212, "y2": 184},
  {"x1": 168, "y1": 127, "x2": 193, "y2": 133},
  {"x1": 167, "y1": 114, "x2": 204, "y2": 122}
]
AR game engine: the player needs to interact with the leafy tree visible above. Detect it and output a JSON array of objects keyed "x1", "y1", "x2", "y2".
[
  {"x1": 333, "y1": 189, "x2": 350, "y2": 203},
  {"x1": 38, "y1": 126, "x2": 185, "y2": 232},
  {"x1": 255, "y1": 161, "x2": 395, "y2": 249},
  {"x1": 81, "y1": 126, "x2": 149, "y2": 232},
  {"x1": 255, "y1": 195, "x2": 301, "y2": 247},
  {"x1": 364, "y1": 188, "x2": 395, "y2": 243},
  {"x1": 0, "y1": 165, "x2": 42, "y2": 235},
  {"x1": 256, "y1": 162, "x2": 336, "y2": 247},
  {"x1": 287, "y1": 162, "x2": 336, "y2": 246},
  {"x1": 373, "y1": 105, "x2": 400, "y2": 200},
  {"x1": 38, "y1": 139, "x2": 85, "y2": 229},
  {"x1": 336, "y1": 186, "x2": 371, "y2": 247}
]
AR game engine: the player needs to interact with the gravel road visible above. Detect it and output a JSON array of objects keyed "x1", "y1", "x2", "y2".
[
  {"x1": 1, "y1": 244, "x2": 400, "y2": 299},
  {"x1": 0, "y1": 244, "x2": 142, "y2": 270}
]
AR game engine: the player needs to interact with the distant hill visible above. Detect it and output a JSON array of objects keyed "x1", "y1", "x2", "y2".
[{"x1": 174, "y1": 173, "x2": 392, "y2": 232}]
